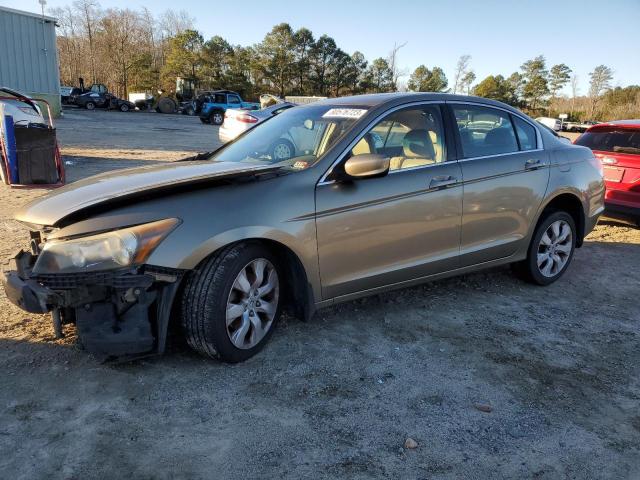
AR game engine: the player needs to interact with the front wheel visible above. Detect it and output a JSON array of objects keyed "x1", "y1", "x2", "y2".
[
  {"x1": 209, "y1": 110, "x2": 224, "y2": 125},
  {"x1": 514, "y1": 211, "x2": 576, "y2": 285},
  {"x1": 270, "y1": 139, "x2": 295, "y2": 161},
  {"x1": 85, "y1": 102, "x2": 95, "y2": 110},
  {"x1": 181, "y1": 242, "x2": 282, "y2": 362},
  {"x1": 119, "y1": 103, "x2": 130, "y2": 112}
]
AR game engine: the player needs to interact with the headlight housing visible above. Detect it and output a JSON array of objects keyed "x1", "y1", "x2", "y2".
[{"x1": 32, "y1": 218, "x2": 180, "y2": 274}]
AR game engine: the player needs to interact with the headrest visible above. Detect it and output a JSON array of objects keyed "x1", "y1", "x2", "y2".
[
  {"x1": 403, "y1": 129, "x2": 435, "y2": 159},
  {"x1": 484, "y1": 128, "x2": 513, "y2": 147}
]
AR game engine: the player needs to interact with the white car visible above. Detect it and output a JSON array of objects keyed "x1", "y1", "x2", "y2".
[
  {"x1": 0, "y1": 87, "x2": 46, "y2": 126},
  {"x1": 219, "y1": 102, "x2": 295, "y2": 144},
  {"x1": 535, "y1": 117, "x2": 562, "y2": 132}
]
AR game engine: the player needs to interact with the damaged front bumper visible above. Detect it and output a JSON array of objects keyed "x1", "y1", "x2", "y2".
[{"x1": 2, "y1": 250, "x2": 184, "y2": 360}]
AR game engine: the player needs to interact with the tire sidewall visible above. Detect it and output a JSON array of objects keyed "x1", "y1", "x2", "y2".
[
  {"x1": 527, "y1": 211, "x2": 576, "y2": 285},
  {"x1": 192, "y1": 243, "x2": 283, "y2": 362}
]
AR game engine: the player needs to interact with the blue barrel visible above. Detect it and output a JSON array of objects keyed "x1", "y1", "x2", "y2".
[{"x1": 1, "y1": 114, "x2": 19, "y2": 184}]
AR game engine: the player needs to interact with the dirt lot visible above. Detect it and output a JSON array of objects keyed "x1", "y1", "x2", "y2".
[{"x1": 1, "y1": 110, "x2": 639, "y2": 479}]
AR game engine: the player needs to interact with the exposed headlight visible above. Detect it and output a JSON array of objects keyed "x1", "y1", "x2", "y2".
[{"x1": 32, "y1": 218, "x2": 180, "y2": 274}]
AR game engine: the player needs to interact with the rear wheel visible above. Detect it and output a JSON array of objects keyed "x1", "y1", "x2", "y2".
[
  {"x1": 514, "y1": 211, "x2": 576, "y2": 285},
  {"x1": 181, "y1": 242, "x2": 282, "y2": 362},
  {"x1": 85, "y1": 101, "x2": 95, "y2": 110},
  {"x1": 119, "y1": 103, "x2": 130, "y2": 112}
]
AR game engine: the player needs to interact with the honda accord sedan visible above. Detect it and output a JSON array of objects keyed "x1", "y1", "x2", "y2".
[{"x1": 2, "y1": 93, "x2": 605, "y2": 362}]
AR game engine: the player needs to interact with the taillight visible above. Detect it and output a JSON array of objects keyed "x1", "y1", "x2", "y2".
[{"x1": 236, "y1": 113, "x2": 258, "y2": 124}]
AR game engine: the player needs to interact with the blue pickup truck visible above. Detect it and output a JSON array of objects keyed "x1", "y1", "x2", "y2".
[{"x1": 198, "y1": 90, "x2": 260, "y2": 125}]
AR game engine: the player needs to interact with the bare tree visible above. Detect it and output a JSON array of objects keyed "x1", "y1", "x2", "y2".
[
  {"x1": 387, "y1": 41, "x2": 407, "y2": 92},
  {"x1": 74, "y1": 0, "x2": 101, "y2": 83},
  {"x1": 588, "y1": 65, "x2": 613, "y2": 118},
  {"x1": 460, "y1": 70, "x2": 476, "y2": 95},
  {"x1": 570, "y1": 74, "x2": 579, "y2": 119},
  {"x1": 453, "y1": 54, "x2": 471, "y2": 94}
]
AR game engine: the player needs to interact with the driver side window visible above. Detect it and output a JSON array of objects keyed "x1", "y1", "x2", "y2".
[{"x1": 349, "y1": 105, "x2": 446, "y2": 171}]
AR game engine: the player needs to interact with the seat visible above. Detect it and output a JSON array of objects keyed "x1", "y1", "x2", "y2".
[
  {"x1": 390, "y1": 129, "x2": 437, "y2": 170},
  {"x1": 484, "y1": 127, "x2": 516, "y2": 154},
  {"x1": 351, "y1": 133, "x2": 376, "y2": 156}
]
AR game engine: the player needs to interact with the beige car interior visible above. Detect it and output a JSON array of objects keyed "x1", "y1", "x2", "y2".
[{"x1": 350, "y1": 107, "x2": 445, "y2": 171}]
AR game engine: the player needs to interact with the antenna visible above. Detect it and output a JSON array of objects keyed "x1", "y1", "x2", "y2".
[{"x1": 39, "y1": 0, "x2": 48, "y2": 55}]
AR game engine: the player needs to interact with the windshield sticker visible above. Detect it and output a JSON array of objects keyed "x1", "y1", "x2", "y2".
[
  {"x1": 292, "y1": 160, "x2": 309, "y2": 170},
  {"x1": 322, "y1": 108, "x2": 367, "y2": 119}
]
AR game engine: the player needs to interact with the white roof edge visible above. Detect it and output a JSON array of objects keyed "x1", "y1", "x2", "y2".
[{"x1": 0, "y1": 6, "x2": 58, "y2": 23}]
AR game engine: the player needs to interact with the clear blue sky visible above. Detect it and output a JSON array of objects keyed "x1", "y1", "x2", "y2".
[{"x1": 5, "y1": 0, "x2": 640, "y2": 94}]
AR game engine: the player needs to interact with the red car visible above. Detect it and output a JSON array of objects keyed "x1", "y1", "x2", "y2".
[{"x1": 575, "y1": 120, "x2": 640, "y2": 226}]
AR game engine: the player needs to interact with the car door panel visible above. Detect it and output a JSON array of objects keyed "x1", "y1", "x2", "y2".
[
  {"x1": 448, "y1": 103, "x2": 550, "y2": 266},
  {"x1": 458, "y1": 151, "x2": 550, "y2": 264},
  {"x1": 316, "y1": 162, "x2": 462, "y2": 299}
]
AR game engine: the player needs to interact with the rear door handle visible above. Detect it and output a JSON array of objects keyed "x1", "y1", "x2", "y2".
[
  {"x1": 525, "y1": 158, "x2": 542, "y2": 170},
  {"x1": 429, "y1": 175, "x2": 457, "y2": 189}
]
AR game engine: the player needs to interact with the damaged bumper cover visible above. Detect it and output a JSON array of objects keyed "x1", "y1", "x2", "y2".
[{"x1": 2, "y1": 250, "x2": 184, "y2": 360}]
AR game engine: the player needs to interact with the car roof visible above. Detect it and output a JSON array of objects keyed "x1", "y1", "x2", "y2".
[{"x1": 310, "y1": 92, "x2": 527, "y2": 114}]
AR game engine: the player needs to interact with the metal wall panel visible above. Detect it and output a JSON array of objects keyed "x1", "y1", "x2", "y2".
[{"x1": 0, "y1": 7, "x2": 60, "y2": 95}]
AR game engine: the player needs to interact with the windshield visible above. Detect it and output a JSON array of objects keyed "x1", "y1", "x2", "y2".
[
  {"x1": 575, "y1": 128, "x2": 640, "y2": 155},
  {"x1": 211, "y1": 104, "x2": 368, "y2": 169}
]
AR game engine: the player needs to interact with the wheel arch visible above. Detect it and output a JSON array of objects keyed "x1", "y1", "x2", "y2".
[
  {"x1": 536, "y1": 191, "x2": 587, "y2": 247},
  {"x1": 174, "y1": 230, "x2": 317, "y2": 322}
]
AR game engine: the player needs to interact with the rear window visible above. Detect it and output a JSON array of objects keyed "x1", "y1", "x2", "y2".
[{"x1": 575, "y1": 128, "x2": 640, "y2": 155}]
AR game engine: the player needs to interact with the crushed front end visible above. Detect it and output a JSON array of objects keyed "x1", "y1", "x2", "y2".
[{"x1": 1, "y1": 220, "x2": 184, "y2": 361}]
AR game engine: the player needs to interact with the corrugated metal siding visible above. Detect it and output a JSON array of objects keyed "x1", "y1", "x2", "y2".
[{"x1": 0, "y1": 8, "x2": 60, "y2": 95}]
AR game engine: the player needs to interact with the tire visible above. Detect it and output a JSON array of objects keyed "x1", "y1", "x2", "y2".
[
  {"x1": 119, "y1": 103, "x2": 130, "y2": 112},
  {"x1": 85, "y1": 102, "x2": 95, "y2": 110},
  {"x1": 270, "y1": 139, "x2": 295, "y2": 161},
  {"x1": 209, "y1": 110, "x2": 224, "y2": 125},
  {"x1": 181, "y1": 242, "x2": 283, "y2": 362},
  {"x1": 514, "y1": 211, "x2": 576, "y2": 286}
]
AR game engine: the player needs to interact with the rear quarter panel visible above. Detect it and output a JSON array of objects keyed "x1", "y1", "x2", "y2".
[{"x1": 544, "y1": 143, "x2": 605, "y2": 234}]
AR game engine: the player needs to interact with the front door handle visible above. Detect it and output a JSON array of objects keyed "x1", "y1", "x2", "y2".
[
  {"x1": 525, "y1": 158, "x2": 542, "y2": 170},
  {"x1": 429, "y1": 175, "x2": 457, "y2": 189}
]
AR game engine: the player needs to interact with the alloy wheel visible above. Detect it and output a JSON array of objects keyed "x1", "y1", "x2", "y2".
[
  {"x1": 225, "y1": 258, "x2": 279, "y2": 349},
  {"x1": 273, "y1": 143, "x2": 292, "y2": 160},
  {"x1": 536, "y1": 220, "x2": 573, "y2": 277}
]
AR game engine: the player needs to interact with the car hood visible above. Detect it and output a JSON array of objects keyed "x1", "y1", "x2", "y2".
[{"x1": 16, "y1": 160, "x2": 280, "y2": 227}]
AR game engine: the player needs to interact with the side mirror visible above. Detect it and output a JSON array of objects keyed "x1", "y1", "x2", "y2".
[{"x1": 343, "y1": 153, "x2": 390, "y2": 179}]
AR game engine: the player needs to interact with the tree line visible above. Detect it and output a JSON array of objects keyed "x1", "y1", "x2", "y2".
[{"x1": 52, "y1": 2, "x2": 637, "y2": 121}]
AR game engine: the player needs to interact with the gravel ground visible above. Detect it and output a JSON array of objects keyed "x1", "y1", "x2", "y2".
[{"x1": 0, "y1": 110, "x2": 638, "y2": 479}]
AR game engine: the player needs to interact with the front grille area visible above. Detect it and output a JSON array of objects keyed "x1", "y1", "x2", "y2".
[
  {"x1": 32, "y1": 266, "x2": 183, "y2": 290},
  {"x1": 33, "y1": 270, "x2": 154, "y2": 289}
]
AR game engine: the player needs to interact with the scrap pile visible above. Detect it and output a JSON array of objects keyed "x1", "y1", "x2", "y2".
[{"x1": 0, "y1": 91, "x2": 64, "y2": 187}]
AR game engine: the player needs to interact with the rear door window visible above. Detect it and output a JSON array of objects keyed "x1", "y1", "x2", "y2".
[
  {"x1": 228, "y1": 95, "x2": 241, "y2": 105},
  {"x1": 453, "y1": 105, "x2": 519, "y2": 158},
  {"x1": 575, "y1": 128, "x2": 640, "y2": 155},
  {"x1": 513, "y1": 116, "x2": 537, "y2": 151}
]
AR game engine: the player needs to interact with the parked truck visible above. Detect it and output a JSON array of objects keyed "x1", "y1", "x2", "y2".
[{"x1": 198, "y1": 90, "x2": 260, "y2": 125}]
